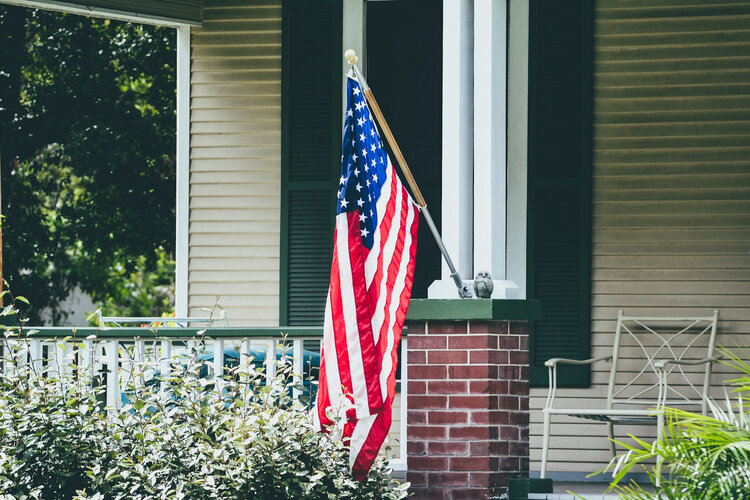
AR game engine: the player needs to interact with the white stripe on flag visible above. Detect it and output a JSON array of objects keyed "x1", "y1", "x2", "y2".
[
  {"x1": 365, "y1": 163, "x2": 394, "y2": 287},
  {"x1": 348, "y1": 200, "x2": 417, "y2": 465},
  {"x1": 320, "y1": 290, "x2": 342, "y2": 417},
  {"x1": 369, "y1": 175, "x2": 404, "y2": 345},
  {"x1": 336, "y1": 215, "x2": 373, "y2": 419},
  {"x1": 349, "y1": 413, "x2": 376, "y2": 470},
  {"x1": 378, "y1": 200, "x2": 416, "y2": 397}
]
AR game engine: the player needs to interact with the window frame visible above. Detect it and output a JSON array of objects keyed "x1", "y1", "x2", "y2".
[{"x1": 3, "y1": 0, "x2": 192, "y2": 317}]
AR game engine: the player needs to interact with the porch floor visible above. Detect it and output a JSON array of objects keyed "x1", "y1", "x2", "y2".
[{"x1": 528, "y1": 481, "x2": 656, "y2": 500}]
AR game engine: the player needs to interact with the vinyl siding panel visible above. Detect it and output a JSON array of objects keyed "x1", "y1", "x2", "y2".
[
  {"x1": 530, "y1": 0, "x2": 750, "y2": 474},
  {"x1": 188, "y1": 0, "x2": 281, "y2": 326}
]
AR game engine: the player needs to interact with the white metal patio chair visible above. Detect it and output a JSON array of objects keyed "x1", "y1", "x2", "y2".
[{"x1": 540, "y1": 309, "x2": 719, "y2": 478}]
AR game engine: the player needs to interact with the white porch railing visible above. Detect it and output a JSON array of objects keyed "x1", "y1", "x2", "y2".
[{"x1": 0, "y1": 325, "x2": 408, "y2": 470}]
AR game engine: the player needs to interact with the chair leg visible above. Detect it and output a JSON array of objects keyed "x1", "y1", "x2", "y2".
[
  {"x1": 608, "y1": 422, "x2": 616, "y2": 458},
  {"x1": 541, "y1": 411, "x2": 551, "y2": 478},
  {"x1": 655, "y1": 413, "x2": 664, "y2": 488}
]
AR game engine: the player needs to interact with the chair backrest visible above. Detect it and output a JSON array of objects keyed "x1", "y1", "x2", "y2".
[
  {"x1": 606, "y1": 310, "x2": 719, "y2": 413},
  {"x1": 96, "y1": 310, "x2": 228, "y2": 328}
]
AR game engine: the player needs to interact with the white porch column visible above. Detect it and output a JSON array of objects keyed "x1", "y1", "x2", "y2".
[
  {"x1": 472, "y1": 0, "x2": 518, "y2": 298},
  {"x1": 428, "y1": 0, "x2": 474, "y2": 299},
  {"x1": 175, "y1": 25, "x2": 190, "y2": 316},
  {"x1": 342, "y1": 0, "x2": 365, "y2": 110},
  {"x1": 507, "y1": 0, "x2": 530, "y2": 298}
]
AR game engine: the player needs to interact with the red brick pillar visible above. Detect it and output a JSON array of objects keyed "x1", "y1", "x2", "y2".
[{"x1": 405, "y1": 319, "x2": 530, "y2": 500}]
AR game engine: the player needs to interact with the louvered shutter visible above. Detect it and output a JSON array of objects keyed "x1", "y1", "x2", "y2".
[
  {"x1": 280, "y1": 0, "x2": 342, "y2": 325},
  {"x1": 528, "y1": 0, "x2": 594, "y2": 387},
  {"x1": 30, "y1": 0, "x2": 201, "y2": 25}
]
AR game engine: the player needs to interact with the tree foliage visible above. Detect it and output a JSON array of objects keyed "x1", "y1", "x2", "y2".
[
  {"x1": 0, "y1": 5, "x2": 176, "y2": 323},
  {"x1": 96, "y1": 246, "x2": 175, "y2": 320}
]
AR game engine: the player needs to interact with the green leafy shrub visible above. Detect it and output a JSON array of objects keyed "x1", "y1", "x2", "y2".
[
  {"x1": 602, "y1": 347, "x2": 750, "y2": 499},
  {"x1": 0, "y1": 357, "x2": 113, "y2": 499},
  {"x1": 0, "y1": 300, "x2": 409, "y2": 499}
]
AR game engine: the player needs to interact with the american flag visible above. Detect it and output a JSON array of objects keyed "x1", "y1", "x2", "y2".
[{"x1": 314, "y1": 73, "x2": 419, "y2": 480}]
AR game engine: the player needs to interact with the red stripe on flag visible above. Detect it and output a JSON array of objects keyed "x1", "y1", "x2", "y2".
[
  {"x1": 328, "y1": 232, "x2": 354, "y2": 403},
  {"x1": 346, "y1": 211, "x2": 384, "y2": 414},
  {"x1": 386, "y1": 203, "x2": 419, "y2": 401},
  {"x1": 316, "y1": 344, "x2": 333, "y2": 428},
  {"x1": 377, "y1": 187, "x2": 410, "y2": 353},
  {"x1": 351, "y1": 202, "x2": 419, "y2": 481},
  {"x1": 368, "y1": 171, "x2": 399, "y2": 312},
  {"x1": 351, "y1": 403, "x2": 391, "y2": 481}
]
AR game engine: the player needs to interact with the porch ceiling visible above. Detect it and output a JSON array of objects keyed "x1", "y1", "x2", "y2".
[{"x1": 3, "y1": 0, "x2": 202, "y2": 25}]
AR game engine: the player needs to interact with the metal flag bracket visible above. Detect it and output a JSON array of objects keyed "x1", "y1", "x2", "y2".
[{"x1": 344, "y1": 49, "x2": 473, "y2": 299}]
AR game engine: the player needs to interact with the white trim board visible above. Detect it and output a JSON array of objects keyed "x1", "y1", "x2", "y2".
[
  {"x1": 0, "y1": 0, "x2": 199, "y2": 27},
  {"x1": 506, "y1": 0, "x2": 529, "y2": 298},
  {"x1": 175, "y1": 25, "x2": 190, "y2": 317}
]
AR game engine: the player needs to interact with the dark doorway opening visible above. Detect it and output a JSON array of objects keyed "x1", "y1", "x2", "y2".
[{"x1": 366, "y1": 0, "x2": 442, "y2": 299}]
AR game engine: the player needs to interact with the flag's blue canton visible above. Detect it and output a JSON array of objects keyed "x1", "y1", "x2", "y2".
[{"x1": 338, "y1": 76, "x2": 388, "y2": 250}]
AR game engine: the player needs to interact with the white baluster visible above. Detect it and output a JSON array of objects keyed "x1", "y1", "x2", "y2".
[
  {"x1": 400, "y1": 337, "x2": 408, "y2": 464},
  {"x1": 213, "y1": 339, "x2": 225, "y2": 381},
  {"x1": 15, "y1": 340, "x2": 27, "y2": 370},
  {"x1": 56, "y1": 342, "x2": 68, "y2": 381},
  {"x1": 120, "y1": 342, "x2": 132, "y2": 393},
  {"x1": 160, "y1": 340, "x2": 172, "y2": 391},
  {"x1": 93, "y1": 341, "x2": 105, "y2": 386},
  {"x1": 292, "y1": 339, "x2": 303, "y2": 401},
  {"x1": 4, "y1": 339, "x2": 16, "y2": 378},
  {"x1": 265, "y1": 339, "x2": 277, "y2": 386},
  {"x1": 30, "y1": 340, "x2": 43, "y2": 376},
  {"x1": 133, "y1": 340, "x2": 146, "y2": 385},
  {"x1": 134, "y1": 340, "x2": 146, "y2": 363},
  {"x1": 240, "y1": 338, "x2": 251, "y2": 382},
  {"x1": 105, "y1": 341, "x2": 120, "y2": 410},
  {"x1": 50, "y1": 341, "x2": 65, "y2": 391},
  {"x1": 79, "y1": 340, "x2": 94, "y2": 382},
  {"x1": 13, "y1": 341, "x2": 27, "y2": 384},
  {"x1": 187, "y1": 340, "x2": 200, "y2": 377}
]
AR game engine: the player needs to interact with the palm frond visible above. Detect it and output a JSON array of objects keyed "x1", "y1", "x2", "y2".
[{"x1": 600, "y1": 346, "x2": 750, "y2": 499}]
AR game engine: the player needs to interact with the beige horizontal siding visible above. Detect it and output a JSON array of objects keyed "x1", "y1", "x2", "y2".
[
  {"x1": 188, "y1": 0, "x2": 281, "y2": 326},
  {"x1": 531, "y1": 0, "x2": 750, "y2": 474},
  {"x1": 388, "y1": 392, "x2": 403, "y2": 460}
]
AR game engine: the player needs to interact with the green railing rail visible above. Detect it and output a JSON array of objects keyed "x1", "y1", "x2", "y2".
[
  {"x1": 6, "y1": 326, "x2": 408, "y2": 339},
  {"x1": 11, "y1": 326, "x2": 325, "y2": 340}
]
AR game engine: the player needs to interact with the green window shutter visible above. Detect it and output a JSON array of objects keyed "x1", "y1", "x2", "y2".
[
  {"x1": 528, "y1": 0, "x2": 594, "y2": 387},
  {"x1": 280, "y1": 0, "x2": 342, "y2": 326}
]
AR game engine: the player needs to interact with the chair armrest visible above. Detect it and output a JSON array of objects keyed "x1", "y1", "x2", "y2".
[
  {"x1": 545, "y1": 355, "x2": 612, "y2": 368},
  {"x1": 654, "y1": 357, "x2": 717, "y2": 369},
  {"x1": 543, "y1": 355, "x2": 612, "y2": 410}
]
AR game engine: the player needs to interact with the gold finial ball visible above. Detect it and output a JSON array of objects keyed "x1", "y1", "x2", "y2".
[{"x1": 344, "y1": 49, "x2": 358, "y2": 65}]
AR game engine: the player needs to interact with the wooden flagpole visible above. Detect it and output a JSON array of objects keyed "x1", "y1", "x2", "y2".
[{"x1": 344, "y1": 49, "x2": 471, "y2": 298}]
